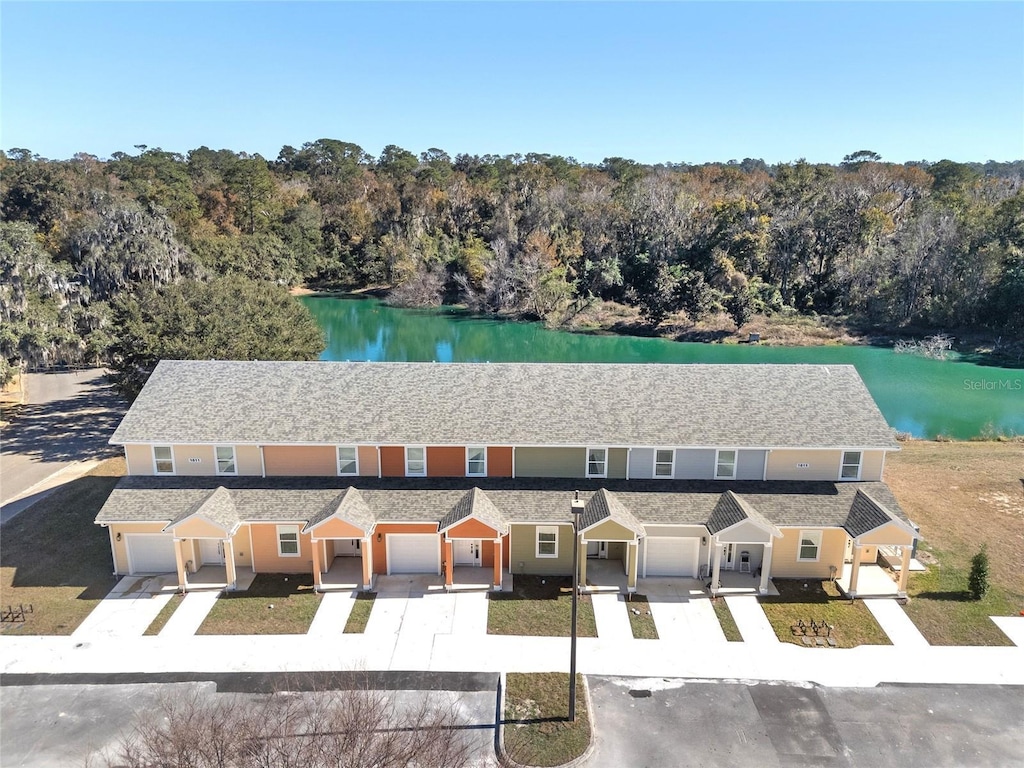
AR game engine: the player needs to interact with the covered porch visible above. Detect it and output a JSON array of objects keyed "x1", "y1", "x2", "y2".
[
  {"x1": 163, "y1": 487, "x2": 244, "y2": 592},
  {"x1": 304, "y1": 488, "x2": 375, "y2": 591},
  {"x1": 578, "y1": 489, "x2": 643, "y2": 594},
  {"x1": 439, "y1": 488, "x2": 507, "y2": 591},
  {"x1": 706, "y1": 491, "x2": 782, "y2": 597},
  {"x1": 838, "y1": 490, "x2": 919, "y2": 599}
]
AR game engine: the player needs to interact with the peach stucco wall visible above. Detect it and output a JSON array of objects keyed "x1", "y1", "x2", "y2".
[
  {"x1": 250, "y1": 522, "x2": 314, "y2": 573},
  {"x1": 446, "y1": 518, "x2": 499, "y2": 539},
  {"x1": 311, "y1": 518, "x2": 366, "y2": 539},
  {"x1": 371, "y1": 524, "x2": 439, "y2": 573},
  {"x1": 262, "y1": 446, "x2": 336, "y2": 476},
  {"x1": 235, "y1": 445, "x2": 262, "y2": 475},
  {"x1": 379, "y1": 447, "x2": 406, "y2": 477},
  {"x1": 426, "y1": 446, "x2": 464, "y2": 477},
  {"x1": 357, "y1": 446, "x2": 379, "y2": 477}
]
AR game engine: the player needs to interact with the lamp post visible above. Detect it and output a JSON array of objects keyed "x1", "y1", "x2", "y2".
[{"x1": 569, "y1": 490, "x2": 585, "y2": 722}]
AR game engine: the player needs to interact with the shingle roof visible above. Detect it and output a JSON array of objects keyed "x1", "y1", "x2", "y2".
[
  {"x1": 438, "y1": 488, "x2": 507, "y2": 534},
  {"x1": 843, "y1": 489, "x2": 915, "y2": 538},
  {"x1": 705, "y1": 490, "x2": 781, "y2": 537},
  {"x1": 95, "y1": 476, "x2": 912, "y2": 535},
  {"x1": 580, "y1": 489, "x2": 645, "y2": 537},
  {"x1": 110, "y1": 361, "x2": 898, "y2": 449},
  {"x1": 164, "y1": 485, "x2": 240, "y2": 534},
  {"x1": 302, "y1": 487, "x2": 375, "y2": 534}
]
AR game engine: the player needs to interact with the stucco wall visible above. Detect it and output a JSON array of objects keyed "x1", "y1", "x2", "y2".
[
  {"x1": 607, "y1": 448, "x2": 628, "y2": 479},
  {"x1": 766, "y1": 449, "x2": 886, "y2": 482},
  {"x1": 735, "y1": 450, "x2": 767, "y2": 480},
  {"x1": 675, "y1": 449, "x2": 716, "y2": 479},
  {"x1": 509, "y1": 523, "x2": 575, "y2": 574},
  {"x1": 514, "y1": 447, "x2": 586, "y2": 478},
  {"x1": 250, "y1": 521, "x2": 314, "y2": 573},
  {"x1": 357, "y1": 446, "x2": 379, "y2": 477},
  {"x1": 379, "y1": 446, "x2": 405, "y2": 477},
  {"x1": 426, "y1": 446, "x2": 465, "y2": 477},
  {"x1": 262, "y1": 446, "x2": 336, "y2": 476},
  {"x1": 235, "y1": 445, "x2": 262, "y2": 475},
  {"x1": 771, "y1": 527, "x2": 847, "y2": 579},
  {"x1": 108, "y1": 522, "x2": 169, "y2": 573},
  {"x1": 488, "y1": 447, "x2": 513, "y2": 477},
  {"x1": 370, "y1": 524, "x2": 439, "y2": 573},
  {"x1": 627, "y1": 448, "x2": 655, "y2": 479}
]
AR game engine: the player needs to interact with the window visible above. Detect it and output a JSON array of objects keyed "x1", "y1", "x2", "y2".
[
  {"x1": 466, "y1": 446, "x2": 487, "y2": 476},
  {"x1": 840, "y1": 451, "x2": 862, "y2": 480},
  {"x1": 215, "y1": 446, "x2": 236, "y2": 475},
  {"x1": 337, "y1": 446, "x2": 359, "y2": 476},
  {"x1": 536, "y1": 526, "x2": 559, "y2": 558},
  {"x1": 277, "y1": 525, "x2": 300, "y2": 557},
  {"x1": 798, "y1": 530, "x2": 822, "y2": 561},
  {"x1": 654, "y1": 449, "x2": 674, "y2": 478},
  {"x1": 405, "y1": 446, "x2": 426, "y2": 476},
  {"x1": 586, "y1": 447, "x2": 607, "y2": 478},
  {"x1": 715, "y1": 449, "x2": 737, "y2": 480},
  {"x1": 153, "y1": 445, "x2": 174, "y2": 475}
]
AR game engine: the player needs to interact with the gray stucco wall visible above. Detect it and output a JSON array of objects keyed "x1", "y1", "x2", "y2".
[
  {"x1": 736, "y1": 450, "x2": 767, "y2": 480},
  {"x1": 675, "y1": 449, "x2": 716, "y2": 479}
]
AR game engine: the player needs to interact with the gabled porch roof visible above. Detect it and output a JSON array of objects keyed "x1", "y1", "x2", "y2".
[
  {"x1": 438, "y1": 487, "x2": 507, "y2": 536},
  {"x1": 843, "y1": 489, "x2": 918, "y2": 542},
  {"x1": 579, "y1": 489, "x2": 644, "y2": 539},
  {"x1": 302, "y1": 487, "x2": 375, "y2": 536},
  {"x1": 163, "y1": 486, "x2": 240, "y2": 537},
  {"x1": 706, "y1": 490, "x2": 782, "y2": 542}
]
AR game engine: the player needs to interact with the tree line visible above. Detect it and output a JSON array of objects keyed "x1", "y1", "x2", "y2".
[{"x1": 2, "y1": 142, "x2": 1022, "y2": 386}]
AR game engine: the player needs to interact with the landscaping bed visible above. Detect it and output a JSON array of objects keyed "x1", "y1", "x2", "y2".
[
  {"x1": 0, "y1": 458, "x2": 124, "y2": 635},
  {"x1": 343, "y1": 591, "x2": 377, "y2": 633},
  {"x1": 625, "y1": 594, "x2": 658, "y2": 639},
  {"x1": 759, "y1": 580, "x2": 891, "y2": 648},
  {"x1": 197, "y1": 574, "x2": 321, "y2": 635},
  {"x1": 488, "y1": 575, "x2": 596, "y2": 637},
  {"x1": 503, "y1": 672, "x2": 590, "y2": 767}
]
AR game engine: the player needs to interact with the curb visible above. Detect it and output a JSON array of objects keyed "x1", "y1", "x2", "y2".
[{"x1": 495, "y1": 671, "x2": 596, "y2": 768}]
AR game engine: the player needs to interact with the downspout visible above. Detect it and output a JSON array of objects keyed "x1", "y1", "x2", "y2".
[
  {"x1": 259, "y1": 446, "x2": 266, "y2": 478},
  {"x1": 511, "y1": 447, "x2": 516, "y2": 479},
  {"x1": 762, "y1": 450, "x2": 770, "y2": 482},
  {"x1": 625, "y1": 447, "x2": 631, "y2": 480},
  {"x1": 106, "y1": 526, "x2": 117, "y2": 576},
  {"x1": 377, "y1": 446, "x2": 382, "y2": 478}
]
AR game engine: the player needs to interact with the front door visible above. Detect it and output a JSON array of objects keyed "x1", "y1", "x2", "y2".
[
  {"x1": 453, "y1": 539, "x2": 481, "y2": 566},
  {"x1": 723, "y1": 544, "x2": 735, "y2": 571},
  {"x1": 336, "y1": 538, "x2": 361, "y2": 557},
  {"x1": 199, "y1": 539, "x2": 225, "y2": 565}
]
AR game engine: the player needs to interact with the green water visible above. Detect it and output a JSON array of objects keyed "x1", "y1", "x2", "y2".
[{"x1": 299, "y1": 294, "x2": 1024, "y2": 440}]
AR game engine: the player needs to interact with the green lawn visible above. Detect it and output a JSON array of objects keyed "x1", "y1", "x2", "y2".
[
  {"x1": 903, "y1": 544, "x2": 1016, "y2": 646},
  {"x1": 343, "y1": 591, "x2": 376, "y2": 633},
  {"x1": 0, "y1": 459, "x2": 123, "y2": 635},
  {"x1": 503, "y1": 673, "x2": 591, "y2": 767},
  {"x1": 759, "y1": 580, "x2": 891, "y2": 648},
  {"x1": 625, "y1": 594, "x2": 658, "y2": 639},
  {"x1": 712, "y1": 597, "x2": 743, "y2": 641},
  {"x1": 488, "y1": 576, "x2": 597, "y2": 637},
  {"x1": 197, "y1": 574, "x2": 321, "y2": 635}
]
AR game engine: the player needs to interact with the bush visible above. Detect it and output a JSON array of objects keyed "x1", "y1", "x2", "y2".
[{"x1": 968, "y1": 547, "x2": 989, "y2": 600}]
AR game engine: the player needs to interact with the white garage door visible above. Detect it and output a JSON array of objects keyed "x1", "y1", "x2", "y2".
[
  {"x1": 388, "y1": 534, "x2": 440, "y2": 574},
  {"x1": 644, "y1": 537, "x2": 699, "y2": 577},
  {"x1": 127, "y1": 534, "x2": 177, "y2": 574}
]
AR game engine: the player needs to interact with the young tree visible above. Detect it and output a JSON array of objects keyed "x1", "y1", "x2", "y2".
[{"x1": 968, "y1": 546, "x2": 989, "y2": 600}]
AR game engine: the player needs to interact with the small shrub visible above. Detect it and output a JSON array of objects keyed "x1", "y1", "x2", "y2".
[{"x1": 968, "y1": 547, "x2": 989, "y2": 600}]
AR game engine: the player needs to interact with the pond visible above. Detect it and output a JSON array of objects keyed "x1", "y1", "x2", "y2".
[{"x1": 299, "y1": 294, "x2": 1024, "y2": 440}]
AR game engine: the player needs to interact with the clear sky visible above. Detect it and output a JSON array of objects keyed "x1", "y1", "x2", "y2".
[{"x1": 2, "y1": 1, "x2": 1022, "y2": 165}]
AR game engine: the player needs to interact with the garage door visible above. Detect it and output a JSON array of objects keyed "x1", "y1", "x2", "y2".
[
  {"x1": 388, "y1": 534, "x2": 440, "y2": 574},
  {"x1": 127, "y1": 534, "x2": 177, "y2": 573},
  {"x1": 644, "y1": 537, "x2": 699, "y2": 577}
]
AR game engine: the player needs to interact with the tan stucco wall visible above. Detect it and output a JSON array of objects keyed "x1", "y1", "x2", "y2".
[
  {"x1": 231, "y1": 526, "x2": 252, "y2": 569},
  {"x1": 607, "y1": 448, "x2": 627, "y2": 479},
  {"x1": 514, "y1": 448, "x2": 586, "y2": 478},
  {"x1": 766, "y1": 449, "x2": 887, "y2": 481},
  {"x1": 582, "y1": 519, "x2": 636, "y2": 542},
  {"x1": 170, "y1": 445, "x2": 216, "y2": 476},
  {"x1": 235, "y1": 445, "x2": 262, "y2": 475},
  {"x1": 262, "y1": 446, "x2": 336, "y2": 476},
  {"x1": 250, "y1": 522, "x2": 314, "y2": 573},
  {"x1": 108, "y1": 522, "x2": 169, "y2": 573},
  {"x1": 771, "y1": 528, "x2": 848, "y2": 579},
  {"x1": 124, "y1": 444, "x2": 153, "y2": 475},
  {"x1": 857, "y1": 524, "x2": 914, "y2": 547},
  {"x1": 861, "y1": 451, "x2": 885, "y2": 482},
  {"x1": 509, "y1": 523, "x2": 575, "y2": 574},
  {"x1": 170, "y1": 517, "x2": 230, "y2": 539},
  {"x1": 358, "y1": 446, "x2": 379, "y2": 477}
]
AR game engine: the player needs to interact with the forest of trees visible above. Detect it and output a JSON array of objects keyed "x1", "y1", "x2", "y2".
[{"x1": 2, "y1": 142, "x2": 1022, "y2": 386}]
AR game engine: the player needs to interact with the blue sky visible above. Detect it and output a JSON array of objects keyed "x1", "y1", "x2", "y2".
[{"x1": 2, "y1": 1, "x2": 1022, "y2": 164}]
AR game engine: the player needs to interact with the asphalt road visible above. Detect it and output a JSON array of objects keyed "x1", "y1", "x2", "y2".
[
  {"x1": 0, "y1": 369, "x2": 125, "y2": 516},
  {"x1": 588, "y1": 676, "x2": 1024, "y2": 767}
]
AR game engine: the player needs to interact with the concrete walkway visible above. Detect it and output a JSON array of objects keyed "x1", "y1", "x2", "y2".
[
  {"x1": 724, "y1": 595, "x2": 779, "y2": 645},
  {"x1": 591, "y1": 593, "x2": 634, "y2": 641},
  {"x1": 308, "y1": 591, "x2": 357, "y2": 637},
  {"x1": 158, "y1": 592, "x2": 220, "y2": 638},
  {"x1": 71, "y1": 576, "x2": 175, "y2": 640},
  {"x1": 865, "y1": 599, "x2": 930, "y2": 647}
]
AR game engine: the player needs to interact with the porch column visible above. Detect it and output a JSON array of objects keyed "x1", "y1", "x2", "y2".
[
  {"x1": 492, "y1": 539, "x2": 502, "y2": 590},
  {"x1": 626, "y1": 541, "x2": 638, "y2": 593},
  {"x1": 897, "y1": 544, "x2": 911, "y2": 596},
  {"x1": 578, "y1": 534, "x2": 588, "y2": 589},
  {"x1": 224, "y1": 538, "x2": 237, "y2": 590},
  {"x1": 311, "y1": 538, "x2": 323, "y2": 591},
  {"x1": 710, "y1": 537, "x2": 722, "y2": 597},
  {"x1": 848, "y1": 543, "x2": 862, "y2": 598},
  {"x1": 174, "y1": 539, "x2": 189, "y2": 593},
  {"x1": 444, "y1": 539, "x2": 454, "y2": 588},
  {"x1": 361, "y1": 537, "x2": 373, "y2": 591},
  {"x1": 759, "y1": 542, "x2": 773, "y2": 595}
]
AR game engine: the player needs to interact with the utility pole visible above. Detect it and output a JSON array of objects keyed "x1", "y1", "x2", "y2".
[{"x1": 569, "y1": 490, "x2": 584, "y2": 722}]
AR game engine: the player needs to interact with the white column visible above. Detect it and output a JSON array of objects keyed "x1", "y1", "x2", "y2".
[
  {"x1": 759, "y1": 542, "x2": 773, "y2": 594},
  {"x1": 224, "y1": 538, "x2": 237, "y2": 590},
  {"x1": 710, "y1": 537, "x2": 723, "y2": 597},
  {"x1": 848, "y1": 543, "x2": 862, "y2": 598}
]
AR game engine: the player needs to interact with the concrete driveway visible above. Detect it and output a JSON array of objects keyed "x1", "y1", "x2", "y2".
[
  {"x1": 587, "y1": 676, "x2": 1024, "y2": 767},
  {"x1": 71, "y1": 575, "x2": 178, "y2": 641},
  {"x1": 640, "y1": 578, "x2": 726, "y2": 644}
]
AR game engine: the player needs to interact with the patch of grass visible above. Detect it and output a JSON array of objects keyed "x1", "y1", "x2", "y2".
[
  {"x1": 759, "y1": 580, "x2": 890, "y2": 648},
  {"x1": 903, "y1": 544, "x2": 1016, "y2": 646},
  {"x1": 0, "y1": 458, "x2": 124, "y2": 635},
  {"x1": 712, "y1": 597, "x2": 743, "y2": 642},
  {"x1": 625, "y1": 594, "x2": 657, "y2": 639},
  {"x1": 488, "y1": 576, "x2": 596, "y2": 637},
  {"x1": 504, "y1": 673, "x2": 590, "y2": 767},
  {"x1": 343, "y1": 591, "x2": 376, "y2": 633},
  {"x1": 197, "y1": 574, "x2": 321, "y2": 635},
  {"x1": 143, "y1": 593, "x2": 185, "y2": 636}
]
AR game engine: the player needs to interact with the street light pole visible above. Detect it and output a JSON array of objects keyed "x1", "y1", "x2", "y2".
[{"x1": 569, "y1": 490, "x2": 584, "y2": 722}]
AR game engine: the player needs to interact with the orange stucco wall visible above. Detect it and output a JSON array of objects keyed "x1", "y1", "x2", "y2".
[
  {"x1": 379, "y1": 446, "x2": 406, "y2": 477},
  {"x1": 447, "y1": 518, "x2": 500, "y2": 539},
  {"x1": 371, "y1": 524, "x2": 439, "y2": 573},
  {"x1": 250, "y1": 522, "x2": 314, "y2": 572},
  {"x1": 488, "y1": 447, "x2": 513, "y2": 477},
  {"x1": 263, "y1": 446, "x2": 336, "y2": 476},
  {"x1": 427, "y1": 446, "x2": 464, "y2": 477}
]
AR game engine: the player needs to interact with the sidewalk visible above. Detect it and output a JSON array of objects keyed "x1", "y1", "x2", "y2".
[
  {"x1": 724, "y1": 595, "x2": 779, "y2": 645},
  {"x1": 865, "y1": 599, "x2": 930, "y2": 647}
]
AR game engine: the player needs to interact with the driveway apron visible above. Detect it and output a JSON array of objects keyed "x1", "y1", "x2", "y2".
[
  {"x1": 391, "y1": 591, "x2": 457, "y2": 669},
  {"x1": 645, "y1": 583, "x2": 726, "y2": 644},
  {"x1": 72, "y1": 576, "x2": 175, "y2": 640},
  {"x1": 591, "y1": 592, "x2": 634, "y2": 641},
  {"x1": 724, "y1": 595, "x2": 778, "y2": 644},
  {"x1": 158, "y1": 591, "x2": 221, "y2": 638},
  {"x1": 864, "y1": 599, "x2": 929, "y2": 647}
]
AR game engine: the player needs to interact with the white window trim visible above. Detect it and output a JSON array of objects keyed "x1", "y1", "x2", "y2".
[
  {"x1": 586, "y1": 447, "x2": 608, "y2": 479},
  {"x1": 405, "y1": 446, "x2": 427, "y2": 477},
  {"x1": 337, "y1": 445, "x2": 359, "y2": 476},
  {"x1": 215, "y1": 445, "x2": 237, "y2": 476},
  {"x1": 714, "y1": 449, "x2": 737, "y2": 480},
  {"x1": 840, "y1": 451, "x2": 862, "y2": 481},
  {"x1": 797, "y1": 530, "x2": 822, "y2": 562},
  {"x1": 536, "y1": 526, "x2": 559, "y2": 558},
  {"x1": 653, "y1": 448, "x2": 675, "y2": 478},
  {"x1": 277, "y1": 525, "x2": 300, "y2": 558},
  {"x1": 153, "y1": 445, "x2": 175, "y2": 475},
  {"x1": 466, "y1": 446, "x2": 487, "y2": 477}
]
